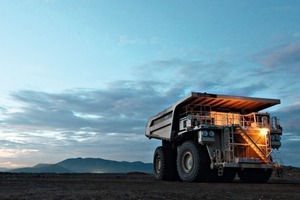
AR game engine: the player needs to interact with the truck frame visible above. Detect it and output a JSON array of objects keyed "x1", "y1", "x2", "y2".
[{"x1": 145, "y1": 92, "x2": 283, "y2": 182}]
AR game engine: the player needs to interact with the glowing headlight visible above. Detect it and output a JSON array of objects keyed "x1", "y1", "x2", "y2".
[
  {"x1": 202, "y1": 131, "x2": 208, "y2": 137},
  {"x1": 209, "y1": 131, "x2": 215, "y2": 137}
]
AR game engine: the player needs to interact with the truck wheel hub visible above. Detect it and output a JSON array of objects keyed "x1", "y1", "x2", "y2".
[
  {"x1": 182, "y1": 151, "x2": 193, "y2": 173},
  {"x1": 155, "y1": 156, "x2": 161, "y2": 173}
]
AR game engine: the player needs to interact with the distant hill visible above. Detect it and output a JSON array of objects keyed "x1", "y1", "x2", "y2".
[
  {"x1": 8, "y1": 157, "x2": 153, "y2": 174},
  {"x1": 0, "y1": 167, "x2": 9, "y2": 172},
  {"x1": 10, "y1": 163, "x2": 72, "y2": 173}
]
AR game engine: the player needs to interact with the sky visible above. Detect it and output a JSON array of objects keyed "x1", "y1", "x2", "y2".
[{"x1": 0, "y1": 0, "x2": 300, "y2": 168}]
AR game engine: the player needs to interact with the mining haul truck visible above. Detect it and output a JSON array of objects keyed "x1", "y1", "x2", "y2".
[{"x1": 145, "y1": 92, "x2": 283, "y2": 183}]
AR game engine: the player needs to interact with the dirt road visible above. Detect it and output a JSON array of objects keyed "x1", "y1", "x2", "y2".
[{"x1": 0, "y1": 172, "x2": 299, "y2": 199}]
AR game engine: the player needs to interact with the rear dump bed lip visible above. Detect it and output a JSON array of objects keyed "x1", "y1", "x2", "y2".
[{"x1": 181, "y1": 92, "x2": 280, "y2": 114}]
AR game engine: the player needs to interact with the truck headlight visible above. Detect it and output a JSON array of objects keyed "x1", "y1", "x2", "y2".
[
  {"x1": 209, "y1": 131, "x2": 215, "y2": 137},
  {"x1": 202, "y1": 131, "x2": 208, "y2": 137}
]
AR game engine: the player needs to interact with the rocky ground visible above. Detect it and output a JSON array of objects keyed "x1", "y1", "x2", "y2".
[{"x1": 0, "y1": 169, "x2": 299, "y2": 200}]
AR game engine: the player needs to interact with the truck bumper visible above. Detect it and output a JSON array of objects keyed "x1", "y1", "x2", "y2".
[{"x1": 222, "y1": 162, "x2": 274, "y2": 169}]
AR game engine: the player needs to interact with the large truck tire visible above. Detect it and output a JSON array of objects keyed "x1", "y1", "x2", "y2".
[
  {"x1": 237, "y1": 168, "x2": 272, "y2": 183},
  {"x1": 176, "y1": 141, "x2": 208, "y2": 182},
  {"x1": 153, "y1": 146, "x2": 178, "y2": 181}
]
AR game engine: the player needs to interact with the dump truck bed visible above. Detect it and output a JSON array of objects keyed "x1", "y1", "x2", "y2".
[{"x1": 146, "y1": 92, "x2": 280, "y2": 140}]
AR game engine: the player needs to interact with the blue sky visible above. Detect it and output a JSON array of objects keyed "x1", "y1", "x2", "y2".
[{"x1": 0, "y1": 0, "x2": 300, "y2": 168}]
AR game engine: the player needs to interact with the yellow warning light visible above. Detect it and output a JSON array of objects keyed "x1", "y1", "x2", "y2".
[{"x1": 260, "y1": 128, "x2": 269, "y2": 136}]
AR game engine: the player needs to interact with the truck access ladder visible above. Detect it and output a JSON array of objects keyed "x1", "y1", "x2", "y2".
[
  {"x1": 235, "y1": 126, "x2": 270, "y2": 163},
  {"x1": 224, "y1": 127, "x2": 235, "y2": 163}
]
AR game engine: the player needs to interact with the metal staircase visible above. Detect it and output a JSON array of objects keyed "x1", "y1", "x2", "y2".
[{"x1": 235, "y1": 126, "x2": 269, "y2": 163}]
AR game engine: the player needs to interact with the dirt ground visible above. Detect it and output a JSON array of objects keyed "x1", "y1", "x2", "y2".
[{"x1": 0, "y1": 171, "x2": 299, "y2": 200}]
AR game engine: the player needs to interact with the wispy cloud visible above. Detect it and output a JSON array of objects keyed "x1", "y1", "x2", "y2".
[
  {"x1": 252, "y1": 41, "x2": 300, "y2": 69},
  {"x1": 134, "y1": 58, "x2": 270, "y2": 97},
  {"x1": 119, "y1": 35, "x2": 159, "y2": 46},
  {"x1": 249, "y1": 40, "x2": 300, "y2": 103},
  {"x1": 273, "y1": 102, "x2": 300, "y2": 133},
  {"x1": 0, "y1": 81, "x2": 173, "y2": 166},
  {"x1": 3, "y1": 82, "x2": 174, "y2": 133}
]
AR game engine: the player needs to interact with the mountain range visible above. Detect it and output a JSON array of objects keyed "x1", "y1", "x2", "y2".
[{"x1": 5, "y1": 157, "x2": 153, "y2": 173}]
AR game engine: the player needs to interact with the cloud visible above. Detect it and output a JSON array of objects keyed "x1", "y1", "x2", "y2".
[
  {"x1": 248, "y1": 41, "x2": 300, "y2": 105},
  {"x1": 252, "y1": 41, "x2": 300, "y2": 69},
  {"x1": 119, "y1": 35, "x2": 159, "y2": 46},
  {"x1": 273, "y1": 102, "x2": 300, "y2": 133},
  {"x1": 134, "y1": 58, "x2": 272, "y2": 98},
  {"x1": 0, "y1": 81, "x2": 175, "y2": 165},
  {"x1": 119, "y1": 35, "x2": 146, "y2": 45},
  {"x1": 0, "y1": 148, "x2": 37, "y2": 158},
  {"x1": 3, "y1": 86, "x2": 159, "y2": 134},
  {"x1": 0, "y1": 106, "x2": 7, "y2": 112}
]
